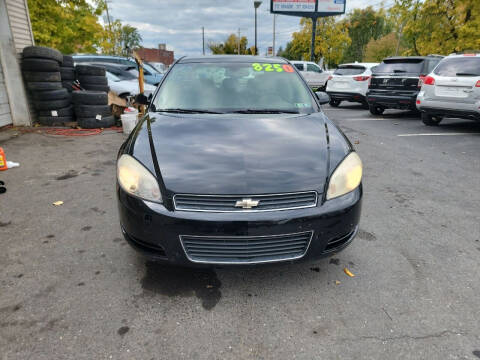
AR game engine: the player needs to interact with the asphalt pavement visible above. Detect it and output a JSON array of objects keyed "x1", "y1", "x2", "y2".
[{"x1": 0, "y1": 106, "x2": 479, "y2": 360}]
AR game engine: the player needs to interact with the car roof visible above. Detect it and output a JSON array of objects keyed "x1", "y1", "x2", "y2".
[
  {"x1": 338, "y1": 62, "x2": 378, "y2": 67},
  {"x1": 178, "y1": 55, "x2": 288, "y2": 64},
  {"x1": 384, "y1": 55, "x2": 443, "y2": 61},
  {"x1": 73, "y1": 54, "x2": 133, "y2": 60}
]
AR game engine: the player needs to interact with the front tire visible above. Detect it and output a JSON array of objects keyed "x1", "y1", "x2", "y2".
[
  {"x1": 329, "y1": 99, "x2": 341, "y2": 107},
  {"x1": 421, "y1": 112, "x2": 442, "y2": 126},
  {"x1": 369, "y1": 104, "x2": 384, "y2": 115}
]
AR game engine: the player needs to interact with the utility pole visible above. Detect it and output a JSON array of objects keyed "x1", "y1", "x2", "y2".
[
  {"x1": 254, "y1": 1, "x2": 262, "y2": 56},
  {"x1": 105, "y1": 0, "x2": 113, "y2": 54},
  {"x1": 310, "y1": 16, "x2": 318, "y2": 62},
  {"x1": 202, "y1": 27, "x2": 205, "y2": 55},
  {"x1": 272, "y1": 14, "x2": 276, "y2": 56},
  {"x1": 237, "y1": 28, "x2": 241, "y2": 54}
]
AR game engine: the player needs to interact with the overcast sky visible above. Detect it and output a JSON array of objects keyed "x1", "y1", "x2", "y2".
[{"x1": 105, "y1": 0, "x2": 393, "y2": 58}]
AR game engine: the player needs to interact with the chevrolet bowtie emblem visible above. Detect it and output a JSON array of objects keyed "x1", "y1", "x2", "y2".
[{"x1": 235, "y1": 198, "x2": 259, "y2": 209}]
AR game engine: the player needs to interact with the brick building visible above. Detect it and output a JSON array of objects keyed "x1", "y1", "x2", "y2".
[{"x1": 136, "y1": 44, "x2": 174, "y2": 66}]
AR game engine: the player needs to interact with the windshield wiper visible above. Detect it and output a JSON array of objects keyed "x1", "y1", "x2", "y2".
[
  {"x1": 456, "y1": 72, "x2": 480, "y2": 76},
  {"x1": 229, "y1": 109, "x2": 299, "y2": 114},
  {"x1": 155, "y1": 108, "x2": 223, "y2": 114}
]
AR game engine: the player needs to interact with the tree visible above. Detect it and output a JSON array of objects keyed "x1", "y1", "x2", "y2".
[
  {"x1": 342, "y1": 7, "x2": 393, "y2": 62},
  {"x1": 364, "y1": 32, "x2": 405, "y2": 61},
  {"x1": 28, "y1": 0, "x2": 105, "y2": 54},
  {"x1": 282, "y1": 17, "x2": 351, "y2": 67},
  {"x1": 391, "y1": 0, "x2": 480, "y2": 55},
  {"x1": 208, "y1": 34, "x2": 249, "y2": 54}
]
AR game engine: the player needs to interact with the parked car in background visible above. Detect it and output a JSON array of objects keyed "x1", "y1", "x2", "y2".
[
  {"x1": 73, "y1": 55, "x2": 163, "y2": 85},
  {"x1": 366, "y1": 55, "x2": 444, "y2": 115},
  {"x1": 326, "y1": 62, "x2": 378, "y2": 108},
  {"x1": 105, "y1": 71, "x2": 156, "y2": 99},
  {"x1": 147, "y1": 61, "x2": 167, "y2": 74},
  {"x1": 416, "y1": 53, "x2": 480, "y2": 126},
  {"x1": 291, "y1": 61, "x2": 331, "y2": 90}
]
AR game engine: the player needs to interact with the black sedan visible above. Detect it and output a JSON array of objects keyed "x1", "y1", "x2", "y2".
[{"x1": 117, "y1": 55, "x2": 363, "y2": 266}]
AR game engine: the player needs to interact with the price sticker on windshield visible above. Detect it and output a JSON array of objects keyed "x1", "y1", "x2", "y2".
[{"x1": 252, "y1": 63, "x2": 295, "y2": 73}]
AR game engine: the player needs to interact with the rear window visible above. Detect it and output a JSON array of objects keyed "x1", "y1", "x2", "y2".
[
  {"x1": 434, "y1": 57, "x2": 480, "y2": 77},
  {"x1": 334, "y1": 66, "x2": 366, "y2": 76},
  {"x1": 373, "y1": 59, "x2": 424, "y2": 74}
]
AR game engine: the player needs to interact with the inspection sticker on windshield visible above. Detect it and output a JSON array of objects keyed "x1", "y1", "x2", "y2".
[{"x1": 252, "y1": 63, "x2": 294, "y2": 73}]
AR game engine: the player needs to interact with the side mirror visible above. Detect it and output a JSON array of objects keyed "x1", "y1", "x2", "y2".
[
  {"x1": 315, "y1": 91, "x2": 330, "y2": 105},
  {"x1": 135, "y1": 93, "x2": 149, "y2": 105}
]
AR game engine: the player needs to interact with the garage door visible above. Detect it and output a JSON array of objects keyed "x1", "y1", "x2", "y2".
[{"x1": 0, "y1": 62, "x2": 12, "y2": 127}]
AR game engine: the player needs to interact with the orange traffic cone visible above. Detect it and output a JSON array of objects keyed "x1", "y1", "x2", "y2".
[{"x1": 0, "y1": 147, "x2": 7, "y2": 171}]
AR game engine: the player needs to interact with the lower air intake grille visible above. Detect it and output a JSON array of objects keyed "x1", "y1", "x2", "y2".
[{"x1": 180, "y1": 231, "x2": 313, "y2": 264}]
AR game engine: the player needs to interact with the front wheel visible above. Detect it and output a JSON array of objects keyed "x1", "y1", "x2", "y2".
[
  {"x1": 369, "y1": 104, "x2": 384, "y2": 115},
  {"x1": 329, "y1": 99, "x2": 341, "y2": 107},
  {"x1": 421, "y1": 112, "x2": 443, "y2": 126}
]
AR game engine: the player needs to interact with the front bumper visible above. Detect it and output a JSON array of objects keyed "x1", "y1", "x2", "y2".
[
  {"x1": 327, "y1": 92, "x2": 366, "y2": 103},
  {"x1": 367, "y1": 91, "x2": 418, "y2": 110},
  {"x1": 117, "y1": 187, "x2": 362, "y2": 267}
]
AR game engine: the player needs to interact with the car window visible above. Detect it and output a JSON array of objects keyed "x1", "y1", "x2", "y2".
[
  {"x1": 425, "y1": 59, "x2": 442, "y2": 74},
  {"x1": 293, "y1": 63, "x2": 304, "y2": 71},
  {"x1": 152, "y1": 62, "x2": 315, "y2": 113},
  {"x1": 334, "y1": 66, "x2": 366, "y2": 75},
  {"x1": 373, "y1": 59, "x2": 424, "y2": 74},
  {"x1": 434, "y1": 57, "x2": 480, "y2": 77},
  {"x1": 307, "y1": 64, "x2": 322, "y2": 73},
  {"x1": 106, "y1": 72, "x2": 120, "y2": 82}
]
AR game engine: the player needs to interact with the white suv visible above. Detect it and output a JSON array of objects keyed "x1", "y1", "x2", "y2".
[
  {"x1": 291, "y1": 61, "x2": 331, "y2": 90},
  {"x1": 416, "y1": 53, "x2": 480, "y2": 125},
  {"x1": 326, "y1": 62, "x2": 378, "y2": 108}
]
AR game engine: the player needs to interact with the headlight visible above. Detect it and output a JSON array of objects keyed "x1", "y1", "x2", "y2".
[
  {"x1": 117, "y1": 154, "x2": 162, "y2": 203},
  {"x1": 326, "y1": 152, "x2": 362, "y2": 200}
]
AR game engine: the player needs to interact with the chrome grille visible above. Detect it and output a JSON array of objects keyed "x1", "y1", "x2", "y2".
[
  {"x1": 180, "y1": 231, "x2": 313, "y2": 264},
  {"x1": 173, "y1": 191, "x2": 317, "y2": 212}
]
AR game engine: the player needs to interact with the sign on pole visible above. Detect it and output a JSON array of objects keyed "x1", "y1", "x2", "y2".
[{"x1": 270, "y1": 0, "x2": 346, "y2": 61}]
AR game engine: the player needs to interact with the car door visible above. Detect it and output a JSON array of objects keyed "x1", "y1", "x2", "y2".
[{"x1": 303, "y1": 63, "x2": 327, "y2": 87}]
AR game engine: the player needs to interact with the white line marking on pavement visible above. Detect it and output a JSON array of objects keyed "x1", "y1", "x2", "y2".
[{"x1": 398, "y1": 133, "x2": 480, "y2": 137}]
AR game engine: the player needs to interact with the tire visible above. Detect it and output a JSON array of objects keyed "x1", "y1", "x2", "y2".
[
  {"x1": 37, "y1": 116, "x2": 74, "y2": 126},
  {"x1": 369, "y1": 104, "x2": 385, "y2": 115},
  {"x1": 78, "y1": 75, "x2": 108, "y2": 85},
  {"x1": 74, "y1": 104, "x2": 111, "y2": 118},
  {"x1": 22, "y1": 46, "x2": 63, "y2": 63},
  {"x1": 75, "y1": 64, "x2": 106, "y2": 76},
  {"x1": 62, "y1": 81, "x2": 75, "y2": 92},
  {"x1": 34, "y1": 98, "x2": 72, "y2": 111},
  {"x1": 72, "y1": 91, "x2": 108, "y2": 105},
  {"x1": 77, "y1": 115, "x2": 115, "y2": 129},
  {"x1": 21, "y1": 58, "x2": 60, "y2": 72},
  {"x1": 421, "y1": 112, "x2": 443, "y2": 126},
  {"x1": 27, "y1": 82, "x2": 63, "y2": 91},
  {"x1": 62, "y1": 55, "x2": 74, "y2": 67},
  {"x1": 329, "y1": 99, "x2": 341, "y2": 107},
  {"x1": 38, "y1": 105, "x2": 74, "y2": 117},
  {"x1": 82, "y1": 84, "x2": 109, "y2": 92},
  {"x1": 23, "y1": 71, "x2": 61, "y2": 82},
  {"x1": 60, "y1": 67, "x2": 75, "y2": 80},
  {"x1": 33, "y1": 88, "x2": 69, "y2": 101}
]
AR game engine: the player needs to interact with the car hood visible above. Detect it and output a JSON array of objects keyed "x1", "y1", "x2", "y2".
[{"x1": 134, "y1": 112, "x2": 329, "y2": 195}]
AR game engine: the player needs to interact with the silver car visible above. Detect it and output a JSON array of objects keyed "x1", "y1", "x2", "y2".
[{"x1": 416, "y1": 53, "x2": 480, "y2": 125}]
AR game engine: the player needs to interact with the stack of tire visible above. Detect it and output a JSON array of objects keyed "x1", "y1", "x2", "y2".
[
  {"x1": 21, "y1": 46, "x2": 73, "y2": 126},
  {"x1": 75, "y1": 65, "x2": 109, "y2": 92},
  {"x1": 72, "y1": 91, "x2": 115, "y2": 129},
  {"x1": 60, "y1": 55, "x2": 76, "y2": 92}
]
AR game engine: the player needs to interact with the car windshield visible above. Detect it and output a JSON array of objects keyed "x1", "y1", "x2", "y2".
[
  {"x1": 334, "y1": 66, "x2": 366, "y2": 75},
  {"x1": 152, "y1": 62, "x2": 314, "y2": 113},
  {"x1": 373, "y1": 59, "x2": 424, "y2": 74},
  {"x1": 434, "y1": 57, "x2": 480, "y2": 77},
  {"x1": 114, "y1": 69, "x2": 137, "y2": 81},
  {"x1": 143, "y1": 63, "x2": 160, "y2": 74},
  {"x1": 105, "y1": 71, "x2": 120, "y2": 82}
]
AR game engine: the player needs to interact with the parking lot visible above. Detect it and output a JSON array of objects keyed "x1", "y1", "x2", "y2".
[{"x1": 0, "y1": 105, "x2": 479, "y2": 360}]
